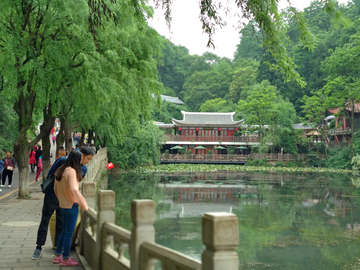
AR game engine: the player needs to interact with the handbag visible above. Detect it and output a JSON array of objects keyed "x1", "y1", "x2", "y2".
[{"x1": 40, "y1": 174, "x2": 55, "y2": 194}]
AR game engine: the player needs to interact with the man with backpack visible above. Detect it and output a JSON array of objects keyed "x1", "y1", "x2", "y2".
[{"x1": 31, "y1": 146, "x2": 95, "y2": 260}]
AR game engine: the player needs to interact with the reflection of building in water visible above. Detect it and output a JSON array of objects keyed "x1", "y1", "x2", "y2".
[
  {"x1": 158, "y1": 184, "x2": 272, "y2": 219},
  {"x1": 159, "y1": 171, "x2": 301, "y2": 184},
  {"x1": 159, "y1": 203, "x2": 236, "y2": 219},
  {"x1": 160, "y1": 184, "x2": 264, "y2": 203}
]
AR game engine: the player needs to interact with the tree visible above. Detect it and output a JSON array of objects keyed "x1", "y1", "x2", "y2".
[
  {"x1": 229, "y1": 58, "x2": 259, "y2": 102},
  {"x1": 321, "y1": 35, "x2": 360, "y2": 154},
  {"x1": 199, "y1": 98, "x2": 236, "y2": 113},
  {"x1": 0, "y1": 0, "x2": 163, "y2": 197},
  {"x1": 154, "y1": 0, "x2": 328, "y2": 86},
  {"x1": 301, "y1": 90, "x2": 330, "y2": 158},
  {"x1": 238, "y1": 80, "x2": 277, "y2": 128},
  {"x1": 0, "y1": 1, "x2": 94, "y2": 197}
]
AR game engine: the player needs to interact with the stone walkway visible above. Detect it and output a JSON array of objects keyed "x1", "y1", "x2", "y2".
[{"x1": 0, "y1": 183, "x2": 84, "y2": 270}]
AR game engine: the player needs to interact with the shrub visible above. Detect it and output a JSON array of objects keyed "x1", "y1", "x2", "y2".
[
  {"x1": 164, "y1": 149, "x2": 169, "y2": 154},
  {"x1": 208, "y1": 150, "x2": 213, "y2": 155},
  {"x1": 285, "y1": 162, "x2": 296, "y2": 168},
  {"x1": 306, "y1": 152, "x2": 324, "y2": 167},
  {"x1": 274, "y1": 161, "x2": 284, "y2": 167},
  {"x1": 246, "y1": 158, "x2": 270, "y2": 167},
  {"x1": 309, "y1": 143, "x2": 326, "y2": 154},
  {"x1": 228, "y1": 145, "x2": 235, "y2": 155},
  {"x1": 187, "y1": 150, "x2": 192, "y2": 154},
  {"x1": 326, "y1": 146, "x2": 352, "y2": 169}
]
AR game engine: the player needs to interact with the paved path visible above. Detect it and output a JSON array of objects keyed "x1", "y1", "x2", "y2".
[
  {"x1": 0, "y1": 140, "x2": 58, "y2": 200},
  {"x1": 0, "y1": 142, "x2": 84, "y2": 269}
]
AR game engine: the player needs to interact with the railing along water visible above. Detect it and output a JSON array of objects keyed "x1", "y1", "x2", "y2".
[
  {"x1": 79, "y1": 183, "x2": 240, "y2": 270},
  {"x1": 160, "y1": 153, "x2": 307, "y2": 162}
]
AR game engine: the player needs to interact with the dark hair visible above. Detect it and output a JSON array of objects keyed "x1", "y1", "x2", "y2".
[
  {"x1": 7, "y1": 150, "x2": 12, "y2": 154},
  {"x1": 80, "y1": 146, "x2": 95, "y2": 156},
  {"x1": 76, "y1": 144, "x2": 79, "y2": 148},
  {"x1": 60, "y1": 146, "x2": 65, "y2": 150},
  {"x1": 37, "y1": 146, "x2": 42, "y2": 150},
  {"x1": 54, "y1": 150, "x2": 82, "y2": 182}
]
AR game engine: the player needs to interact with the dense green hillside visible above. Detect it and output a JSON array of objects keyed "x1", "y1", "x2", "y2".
[{"x1": 156, "y1": 0, "x2": 360, "y2": 118}]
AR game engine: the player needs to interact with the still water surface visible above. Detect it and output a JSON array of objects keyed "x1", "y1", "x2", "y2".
[{"x1": 109, "y1": 171, "x2": 360, "y2": 269}]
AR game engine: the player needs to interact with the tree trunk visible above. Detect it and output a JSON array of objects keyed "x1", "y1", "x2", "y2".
[
  {"x1": 63, "y1": 118, "x2": 72, "y2": 151},
  {"x1": 96, "y1": 135, "x2": 103, "y2": 149},
  {"x1": 56, "y1": 118, "x2": 65, "y2": 153},
  {"x1": 14, "y1": 137, "x2": 31, "y2": 198},
  {"x1": 41, "y1": 104, "x2": 56, "y2": 180},
  {"x1": 88, "y1": 128, "x2": 94, "y2": 145},
  {"x1": 103, "y1": 136, "x2": 107, "y2": 147},
  {"x1": 79, "y1": 127, "x2": 86, "y2": 146},
  {"x1": 13, "y1": 90, "x2": 42, "y2": 198}
]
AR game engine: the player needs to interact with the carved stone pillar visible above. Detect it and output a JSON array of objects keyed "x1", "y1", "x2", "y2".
[
  {"x1": 79, "y1": 182, "x2": 96, "y2": 256},
  {"x1": 96, "y1": 190, "x2": 116, "y2": 270},
  {"x1": 202, "y1": 213, "x2": 239, "y2": 270},
  {"x1": 130, "y1": 200, "x2": 155, "y2": 270}
]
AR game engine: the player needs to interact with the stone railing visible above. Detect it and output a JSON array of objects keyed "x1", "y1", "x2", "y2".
[
  {"x1": 82, "y1": 147, "x2": 108, "y2": 186},
  {"x1": 78, "y1": 183, "x2": 239, "y2": 270}
]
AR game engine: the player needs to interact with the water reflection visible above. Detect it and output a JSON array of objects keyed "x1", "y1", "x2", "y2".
[{"x1": 109, "y1": 171, "x2": 360, "y2": 270}]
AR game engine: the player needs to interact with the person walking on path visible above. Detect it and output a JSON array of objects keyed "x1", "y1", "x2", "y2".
[
  {"x1": 31, "y1": 146, "x2": 94, "y2": 261},
  {"x1": 29, "y1": 148, "x2": 37, "y2": 173},
  {"x1": 0, "y1": 159, "x2": 3, "y2": 192},
  {"x1": 52, "y1": 150, "x2": 88, "y2": 266},
  {"x1": 1, "y1": 151, "x2": 16, "y2": 188},
  {"x1": 35, "y1": 156, "x2": 43, "y2": 181},
  {"x1": 52, "y1": 135, "x2": 56, "y2": 145},
  {"x1": 35, "y1": 146, "x2": 42, "y2": 173}
]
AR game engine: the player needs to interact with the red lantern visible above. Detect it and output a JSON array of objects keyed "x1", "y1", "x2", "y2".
[
  {"x1": 235, "y1": 127, "x2": 238, "y2": 131},
  {"x1": 218, "y1": 128, "x2": 221, "y2": 131},
  {"x1": 179, "y1": 127, "x2": 182, "y2": 131},
  {"x1": 106, "y1": 162, "x2": 114, "y2": 170},
  {"x1": 196, "y1": 127, "x2": 199, "y2": 131}
]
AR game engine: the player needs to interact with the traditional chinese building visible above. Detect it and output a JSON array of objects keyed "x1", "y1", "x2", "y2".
[
  {"x1": 157, "y1": 111, "x2": 261, "y2": 154},
  {"x1": 328, "y1": 103, "x2": 360, "y2": 143}
]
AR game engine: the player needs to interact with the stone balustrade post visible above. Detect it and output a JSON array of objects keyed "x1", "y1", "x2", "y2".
[
  {"x1": 130, "y1": 200, "x2": 155, "y2": 270},
  {"x1": 96, "y1": 190, "x2": 116, "y2": 270},
  {"x1": 82, "y1": 182, "x2": 96, "y2": 209},
  {"x1": 80, "y1": 183, "x2": 96, "y2": 256},
  {"x1": 202, "y1": 213, "x2": 239, "y2": 270}
]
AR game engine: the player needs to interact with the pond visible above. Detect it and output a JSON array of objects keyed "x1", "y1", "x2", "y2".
[{"x1": 108, "y1": 171, "x2": 360, "y2": 270}]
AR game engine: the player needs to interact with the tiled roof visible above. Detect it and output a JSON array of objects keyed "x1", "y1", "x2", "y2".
[
  {"x1": 161, "y1": 95, "x2": 185, "y2": 105},
  {"x1": 328, "y1": 103, "x2": 360, "y2": 114},
  {"x1": 172, "y1": 111, "x2": 244, "y2": 126}
]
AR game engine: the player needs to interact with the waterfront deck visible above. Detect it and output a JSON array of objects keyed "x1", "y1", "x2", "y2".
[{"x1": 160, "y1": 153, "x2": 307, "y2": 164}]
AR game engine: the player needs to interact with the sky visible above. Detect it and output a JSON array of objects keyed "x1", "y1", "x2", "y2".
[{"x1": 148, "y1": 0, "x2": 350, "y2": 59}]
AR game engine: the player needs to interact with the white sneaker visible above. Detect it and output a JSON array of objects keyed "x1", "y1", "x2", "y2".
[
  {"x1": 8, "y1": 185, "x2": 11, "y2": 188},
  {"x1": 0, "y1": 185, "x2": 4, "y2": 187}
]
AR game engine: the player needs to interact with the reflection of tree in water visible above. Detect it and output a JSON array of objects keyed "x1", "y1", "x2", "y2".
[
  {"x1": 108, "y1": 173, "x2": 165, "y2": 229},
  {"x1": 235, "y1": 172, "x2": 360, "y2": 270},
  {"x1": 109, "y1": 171, "x2": 360, "y2": 269}
]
